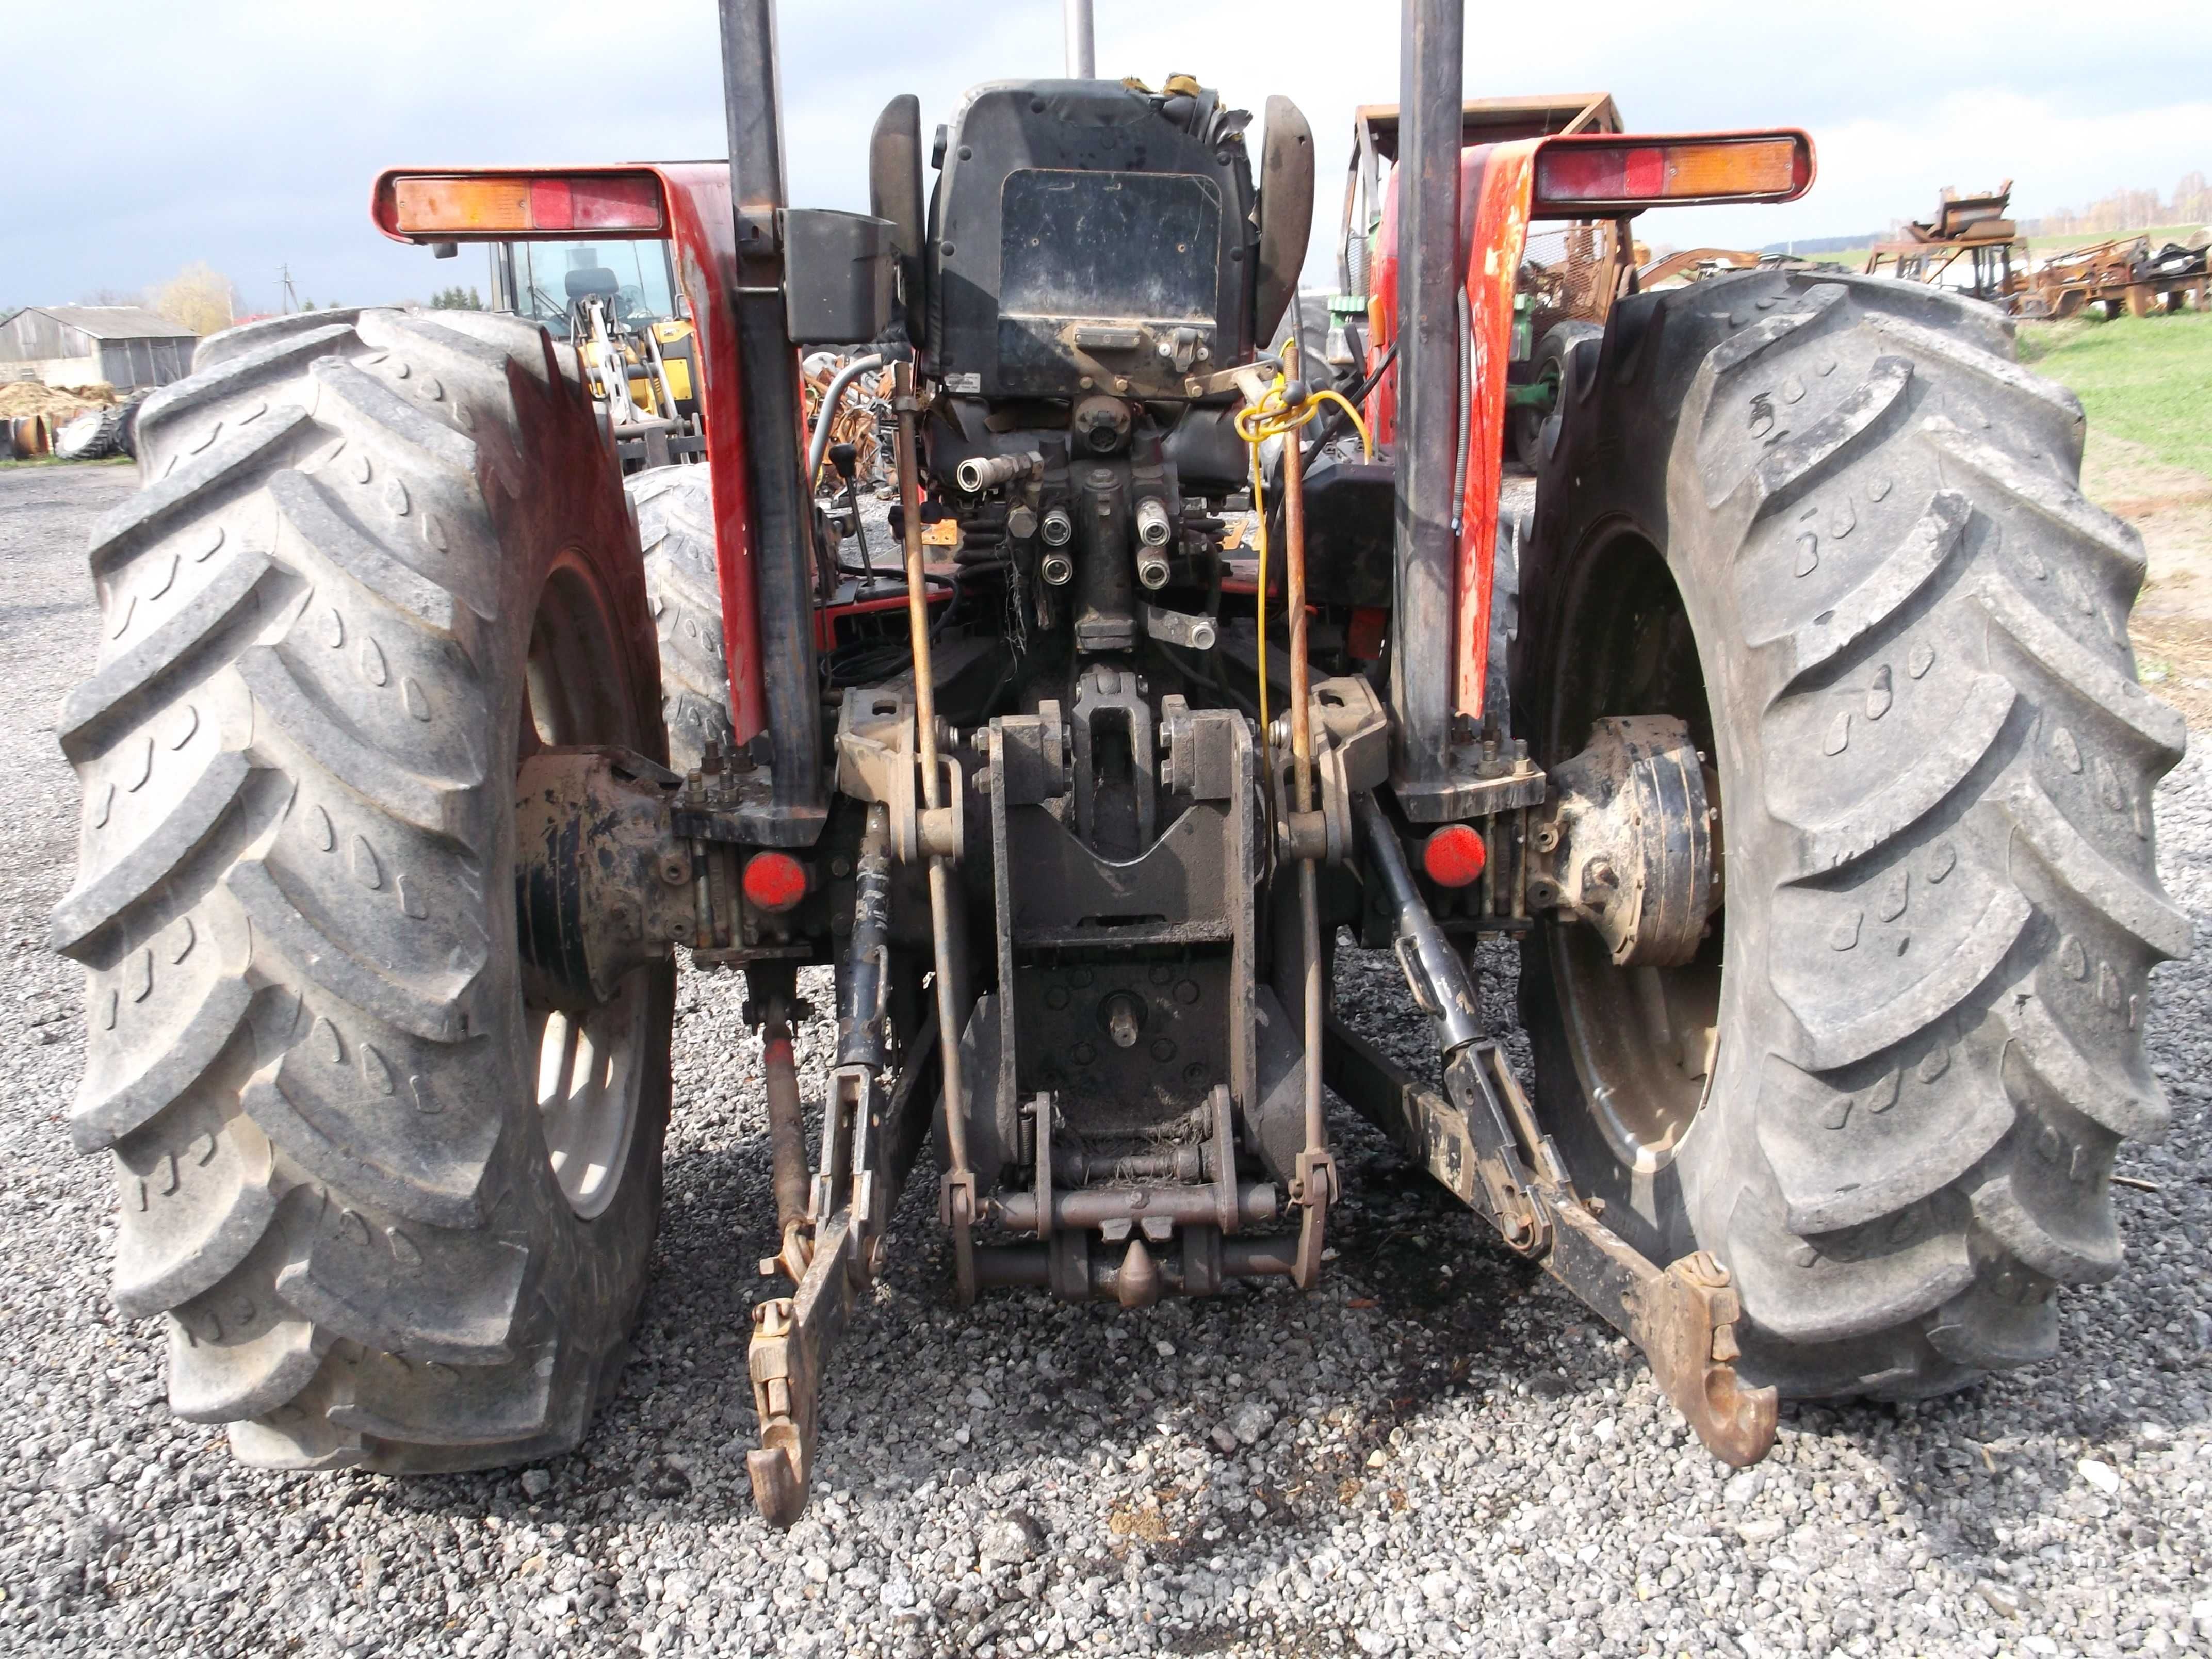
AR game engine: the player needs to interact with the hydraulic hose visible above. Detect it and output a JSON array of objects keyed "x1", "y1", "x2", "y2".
[
  {"x1": 806, "y1": 353, "x2": 884, "y2": 487},
  {"x1": 1451, "y1": 285, "x2": 1472, "y2": 543}
]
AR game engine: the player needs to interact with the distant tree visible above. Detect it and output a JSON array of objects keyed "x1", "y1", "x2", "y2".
[
  {"x1": 430, "y1": 286, "x2": 484, "y2": 311},
  {"x1": 2175, "y1": 172, "x2": 2210, "y2": 227},
  {"x1": 151, "y1": 262, "x2": 238, "y2": 335},
  {"x1": 76, "y1": 287, "x2": 139, "y2": 306}
]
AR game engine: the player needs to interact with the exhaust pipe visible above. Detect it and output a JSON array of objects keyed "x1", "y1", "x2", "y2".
[{"x1": 1064, "y1": 0, "x2": 1095, "y2": 77}]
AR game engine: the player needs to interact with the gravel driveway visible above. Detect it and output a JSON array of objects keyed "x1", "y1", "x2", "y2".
[{"x1": 3, "y1": 460, "x2": 2207, "y2": 1658}]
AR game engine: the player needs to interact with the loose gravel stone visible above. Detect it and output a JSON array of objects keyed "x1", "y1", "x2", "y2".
[{"x1": 4, "y1": 460, "x2": 2209, "y2": 1658}]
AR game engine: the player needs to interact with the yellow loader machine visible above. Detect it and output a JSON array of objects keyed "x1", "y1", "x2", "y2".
[{"x1": 53, "y1": 0, "x2": 2184, "y2": 1526}]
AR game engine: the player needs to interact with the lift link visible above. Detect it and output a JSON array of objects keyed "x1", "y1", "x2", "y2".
[
  {"x1": 1279, "y1": 392, "x2": 1336, "y2": 1292},
  {"x1": 890, "y1": 360, "x2": 981, "y2": 1305},
  {"x1": 747, "y1": 804, "x2": 926, "y2": 1526},
  {"x1": 1342, "y1": 792, "x2": 1777, "y2": 1467}
]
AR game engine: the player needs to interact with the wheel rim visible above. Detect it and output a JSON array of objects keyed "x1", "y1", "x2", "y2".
[
  {"x1": 1545, "y1": 530, "x2": 1723, "y2": 1173},
  {"x1": 521, "y1": 550, "x2": 649, "y2": 1219}
]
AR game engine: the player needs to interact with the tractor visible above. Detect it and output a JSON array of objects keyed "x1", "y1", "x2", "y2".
[{"x1": 53, "y1": 0, "x2": 2185, "y2": 1527}]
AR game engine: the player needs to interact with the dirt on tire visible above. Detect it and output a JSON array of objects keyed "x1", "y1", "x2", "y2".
[
  {"x1": 626, "y1": 465, "x2": 735, "y2": 776},
  {"x1": 49, "y1": 305, "x2": 674, "y2": 1471},
  {"x1": 1519, "y1": 269, "x2": 2189, "y2": 1400}
]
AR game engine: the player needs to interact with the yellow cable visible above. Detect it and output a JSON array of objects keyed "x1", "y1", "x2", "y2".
[{"x1": 1232, "y1": 363, "x2": 1375, "y2": 753}]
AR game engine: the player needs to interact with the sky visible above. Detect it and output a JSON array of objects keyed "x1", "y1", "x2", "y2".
[{"x1": 3, "y1": 0, "x2": 2208, "y2": 317}]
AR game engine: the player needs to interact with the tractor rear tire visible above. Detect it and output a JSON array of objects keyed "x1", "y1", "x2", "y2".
[
  {"x1": 51, "y1": 306, "x2": 674, "y2": 1470},
  {"x1": 1510, "y1": 320, "x2": 1602, "y2": 470},
  {"x1": 1518, "y1": 270, "x2": 2188, "y2": 1400},
  {"x1": 626, "y1": 464, "x2": 736, "y2": 774}
]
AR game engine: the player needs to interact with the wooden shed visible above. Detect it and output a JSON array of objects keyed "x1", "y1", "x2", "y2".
[{"x1": 0, "y1": 306, "x2": 198, "y2": 391}]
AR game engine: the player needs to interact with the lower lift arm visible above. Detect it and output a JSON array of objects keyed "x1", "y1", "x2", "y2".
[{"x1": 1333, "y1": 791, "x2": 1777, "y2": 1468}]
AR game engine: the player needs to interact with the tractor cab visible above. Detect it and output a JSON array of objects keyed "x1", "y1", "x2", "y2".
[{"x1": 489, "y1": 235, "x2": 704, "y2": 467}]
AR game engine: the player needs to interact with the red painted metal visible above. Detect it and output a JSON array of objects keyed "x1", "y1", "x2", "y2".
[
  {"x1": 1453, "y1": 141, "x2": 1536, "y2": 721},
  {"x1": 1363, "y1": 140, "x2": 1536, "y2": 722},
  {"x1": 655, "y1": 164, "x2": 767, "y2": 746},
  {"x1": 1362, "y1": 127, "x2": 1815, "y2": 726},
  {"x1": 369, "y1": 162, "x2": 769, "y2": 746}
]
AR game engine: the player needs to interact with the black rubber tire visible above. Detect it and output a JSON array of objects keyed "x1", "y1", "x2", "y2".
[
  {"x1": 56, "y1": 404, "x2": 129, "y2": 462},
  {"x1": 1510, "y1": 320, "x2": 1603, "y2": 470},
  {"x1": 50, "y1": 305, "x2": 674, "y2": 1470},
  {"x1": 1518, "y1": 270, "x2": 2189, "y2": 1400},
  {"x1": 625, "y1": 464, "x2": 735, "y2": 774},
  {"x1": 113, "y1": 392, "x2": 151, "y2": 461}
]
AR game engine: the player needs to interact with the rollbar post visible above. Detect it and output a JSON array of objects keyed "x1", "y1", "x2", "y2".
[
  {"x1": 1389, "y1": 0, "x2": 1462, "y2": 791},
  {"x1": 717, "y1": 0, "x2": 824, "y2": 820},
  {"x1": 1063, "y1": 0, "x2": 1095, "y2": 77}
]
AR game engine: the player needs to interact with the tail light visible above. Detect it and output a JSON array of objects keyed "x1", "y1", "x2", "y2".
[
  {"x1": 1422, "y1": 825, "x2": 1488, "y2": 888},
  {"x1": 742, "y1": 852, "x2": 809, "y2": 914},
  {"x1": 373, "y1": 170, "x2": 665, "y2": 241},
  {"x1": 1532, "y1": 134, "x2": 1813, "y2": 216}
]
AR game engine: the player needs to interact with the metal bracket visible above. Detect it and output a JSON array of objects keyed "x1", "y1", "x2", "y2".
[
  {"x1": 832, "y1": 688, "x2": 964, "y2": 864},
  {"x1": 747, "y1": 1212, "x2": 853, "y2": 1528},
  {"x1": 941, "y1": 1169, "x2": 979, "y2": 1306},
  {"x1": 1322, "y1": 1017, "x2": 1777, "y2": 1468},
  {"x1": 1290, "y1": 1148, "x2": 1336, "y2": 1292}
]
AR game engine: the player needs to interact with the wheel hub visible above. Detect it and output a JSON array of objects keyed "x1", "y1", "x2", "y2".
[{"x1": 1531, "y1": 715, "x2": 1720, "y2": 967}]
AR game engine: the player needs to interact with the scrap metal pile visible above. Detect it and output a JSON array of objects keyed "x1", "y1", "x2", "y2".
[{"x1": 804, "y1": 352, "x2": 893, "y2": 493}]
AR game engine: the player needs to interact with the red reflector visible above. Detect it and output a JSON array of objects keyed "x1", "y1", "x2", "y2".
[
  {"x1": 742, "y1": 852, "x2": 808, "y2": 913},
  {"x1": 1422, "y1": 825, "x2": 1487, "y2": 888},
  {"x1": 1347, "y1": 605, "x2": 1388, "y2": 661},
  {"x1": 1622, "y1": 146, "x2": 1666, "y2": 199},
  {"x1": 569, "y1": 174, "x2": 661, "y2": 229},
  {"x1": 529, "y1": 176, "x2": 574, "y2": 230}
]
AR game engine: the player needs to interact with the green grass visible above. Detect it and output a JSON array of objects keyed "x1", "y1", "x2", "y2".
[
  {"x1": 2014, "y1": 310, "x2": 2212, "y2": 478},
  {"x1": 0, "y1": 454, "x2": 133, "y2": 471}
]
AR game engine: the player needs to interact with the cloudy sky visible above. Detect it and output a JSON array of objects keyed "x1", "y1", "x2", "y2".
[{"x1": 4, "y1": 0, "x2": 2207, "y2": 316}]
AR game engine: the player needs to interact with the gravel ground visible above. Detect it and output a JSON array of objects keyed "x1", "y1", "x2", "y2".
[{"x1": 3, "y1": 459, "x2": 2209, "y2": 1658}]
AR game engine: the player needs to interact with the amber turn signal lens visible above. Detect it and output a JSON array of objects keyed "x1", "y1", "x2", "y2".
[{"x1": 1532, "y1": 134, "x2": 1812, "y2": 212}]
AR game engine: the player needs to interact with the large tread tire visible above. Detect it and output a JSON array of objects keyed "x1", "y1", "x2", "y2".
[
  {"x1": 1510, "y1": 319, "x2": 1602, "y2": 470},
  {"x1": 51, "y1": 305, "x2": 674, "y2": 1470},
  {"x1": 626, "y1": 464, "x2": 735, "y2": 774},
  {"x1": 55, "y1": 404, "x2": 129, "y2": 462},
  {"x1": 1519, "y1": 270, "x2": 2188, "y2": 1400}
]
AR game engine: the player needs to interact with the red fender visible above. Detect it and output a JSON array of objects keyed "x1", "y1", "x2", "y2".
[
  {"x1": 1364, "y1": 128, "x2": 1812, "y2": 724},
  {"x1": 370, "y1": 163, "x2": 770, "y2": 747}
]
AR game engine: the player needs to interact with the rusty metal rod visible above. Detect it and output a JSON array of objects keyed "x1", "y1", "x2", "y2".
[
  {"x1": 894, "y1": 366, "x2": 978, "y2": 1267},
  {"x1": 1283, "y1": 405, "x2": 1327, "y2": 1179},
  {"x1": 993, "y1": 1181, "x2": 1278, "y2": 1233},
  {"x1": 761, "y1": 993, "x2": 810, "y2": 1244}
]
